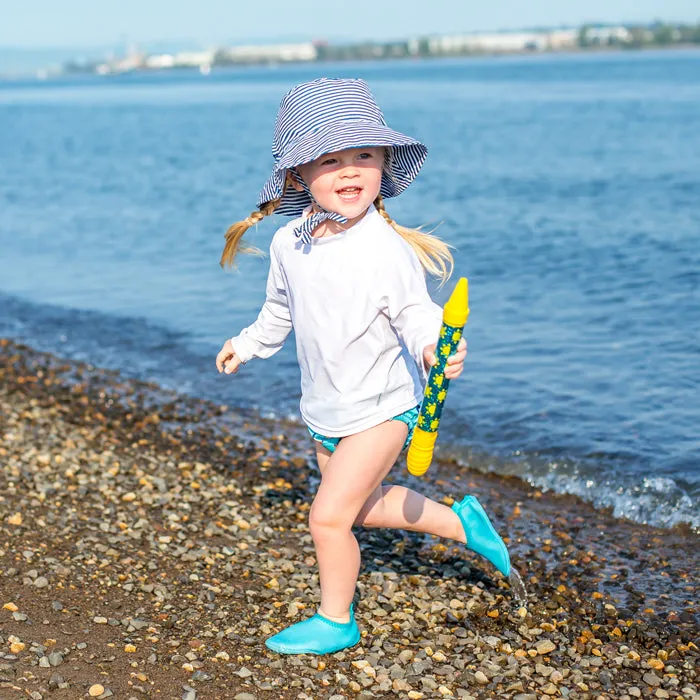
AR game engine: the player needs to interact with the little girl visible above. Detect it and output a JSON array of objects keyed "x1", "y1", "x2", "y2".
[{"x1": 216, "y1": 78, "x2": 510, "y2": 655}]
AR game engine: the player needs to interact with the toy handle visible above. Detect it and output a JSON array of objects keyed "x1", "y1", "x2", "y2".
[
  {"x1": 406, "y1": 324, "x2": 463, "y2": 475},
  {"x1": 406, "y1": 277, "x2": 469, "y2": 476}
]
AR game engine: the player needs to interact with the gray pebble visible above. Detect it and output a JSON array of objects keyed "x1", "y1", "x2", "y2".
[
  {"x1": 190, "y1": 670, "x2": 212, "y2": 682},
  {"x1": 599, "y1": 670, "x2": 612, "y2": 689},
  {"x1": 389, "y1": 663, "x2": 405, "y2": 679},
  {"x1": 47, "y1": 652, "x2": 64, "y2": 666},
  {"x1": 643, "y1": 672, "x2": 662, "y2": 686},
  {"x1": 422, "y1": 676, "x2": 439, "y2": 690},
  {"x1": 129, "y1": 618, "x2": 149, "y2": 630},
  {"x1": 398, "y1": 649, "x2": 414, "y2": 664},
  {"x1": 412, "y1": 659, "x2": 431, "y2": 674},
  {"x1": 48, "y1": 673, "x2": 64, "y2": 688}
]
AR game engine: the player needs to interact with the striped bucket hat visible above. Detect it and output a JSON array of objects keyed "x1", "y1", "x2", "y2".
[{"x1": 257, "y1": 78, "x2": 427, "y2": 216}]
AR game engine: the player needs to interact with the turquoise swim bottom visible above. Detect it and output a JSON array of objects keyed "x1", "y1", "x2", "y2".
[{"x1": 307, "y1": 405, "x2": 420, "y2": 454}]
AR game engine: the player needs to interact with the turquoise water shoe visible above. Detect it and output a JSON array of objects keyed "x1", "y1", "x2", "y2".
[
  {"x1": 452, "y1": 495, "x2": 511, "y2": 576},
  {"x1": 265, "y1": 604, "x2": 361, "y2": 655}
]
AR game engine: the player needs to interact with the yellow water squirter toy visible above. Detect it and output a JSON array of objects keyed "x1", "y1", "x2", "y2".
[{"x1": 407, "y1": 277, "x2": 469, "y2": 476}]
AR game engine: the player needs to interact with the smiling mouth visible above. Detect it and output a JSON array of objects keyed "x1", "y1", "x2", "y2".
[{"x1": 336, "y1": 186, "x2": 362, "y2": 198}]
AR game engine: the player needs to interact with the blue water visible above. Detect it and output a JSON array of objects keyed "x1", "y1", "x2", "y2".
[{"x1": 1, "y1": 50, "x2": 698, "y2": 529}]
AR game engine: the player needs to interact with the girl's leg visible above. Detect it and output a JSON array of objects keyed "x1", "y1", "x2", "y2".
[
  {"x1": 355, "y1": 484, "x2": 467, "y2": 542},
  {"x1": 309, "y1": 420, "x2": 407, "y2": 621},
  {"x1": 351, "y1": 463, "x2": 511, "y2": 577},
  {"x1": 355, "y1": 483, "x2": 511, "y2": 577},
  {"x1": 315, "y1": 444, "x2": 466, "y2": 552}
]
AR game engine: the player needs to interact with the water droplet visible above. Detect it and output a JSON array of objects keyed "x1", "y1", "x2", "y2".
[{"x1": 508, "y1": 568, "x2": 528, "y2": 606}]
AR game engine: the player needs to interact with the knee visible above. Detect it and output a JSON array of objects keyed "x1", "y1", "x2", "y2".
[{"x1": 308, "y1": 502, "x2": 349, "y2": 540}]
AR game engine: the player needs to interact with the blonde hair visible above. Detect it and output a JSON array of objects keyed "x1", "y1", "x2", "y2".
[
  {"x1": 221, "y1": 182, "x2": 453, "y2": 283},
  {"x1": 374, "y1": 195, "x2": 453, "y2": 284},
  {"x1": 219, "y1": 198, "x2": 281, "y2": 268}
]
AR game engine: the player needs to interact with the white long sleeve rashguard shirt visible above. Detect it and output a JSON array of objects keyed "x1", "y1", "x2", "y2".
[{"x1": 230, "y1": 206, "x2": 443, "y2": 437}]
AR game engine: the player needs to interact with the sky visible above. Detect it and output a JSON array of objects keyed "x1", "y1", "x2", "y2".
[{"x1": 3, "y1": 0, "x2": 699, "y2": 49}]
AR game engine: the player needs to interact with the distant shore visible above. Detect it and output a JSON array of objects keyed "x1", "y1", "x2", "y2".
[
  {"x1": 1, "y1": 44, "x2": 699, "y2": 83},
  {"x1": 2, "y1": 19, "x2": 698, "y2": 80},
  {"x1": 1, "y1": 337, "x2": 697, "y2": 698}
]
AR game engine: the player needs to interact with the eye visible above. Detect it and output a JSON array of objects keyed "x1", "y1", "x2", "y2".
[
  {"x1": 357, "y1": 152, "x2": 373, "y2": 160},
  {"x1": 319, "y1": 157, "x2": 337, "y2": 166}
]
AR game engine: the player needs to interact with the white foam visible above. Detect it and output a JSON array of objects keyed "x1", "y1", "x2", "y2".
[{"x1": 529, "y1": 469, "x2": 698, "y2": 530}]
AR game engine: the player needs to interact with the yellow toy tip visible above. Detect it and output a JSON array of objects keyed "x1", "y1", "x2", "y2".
[{"x1": 443, "y1": 277, "x2": 469, "y2": 328}]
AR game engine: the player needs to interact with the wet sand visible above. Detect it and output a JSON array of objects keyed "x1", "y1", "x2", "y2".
[{"x1": 0, "y1": 339, "x2": 697, "y2": 700}]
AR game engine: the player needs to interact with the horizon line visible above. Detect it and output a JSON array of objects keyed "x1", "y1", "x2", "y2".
[{"x1": 1, "y1": 16, "x2": 698, "y2": 52}]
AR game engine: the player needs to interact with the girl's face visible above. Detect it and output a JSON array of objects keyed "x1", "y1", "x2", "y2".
[{"x1": 294, "y1": 146, "x2": 384, "y2": 228}]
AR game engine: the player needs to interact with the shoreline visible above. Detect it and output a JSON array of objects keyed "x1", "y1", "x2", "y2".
[
  {"x1": 2, "y1": 44, "x2": 699, "y2": 83},
  {"x1": 1, "y1": 338, "x2": 698, "y2": 699}
]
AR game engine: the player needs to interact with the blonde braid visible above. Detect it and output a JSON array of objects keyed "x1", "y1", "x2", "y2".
[
  {"x1": 220, "y1": 172, "x2": 297, "y2": 268},
  {"x1": 374, "y1": 195, "x2": 453, "y2": 283},
  {"x1": 220, "y1": 199, "x2": 281, "y2": 268}
]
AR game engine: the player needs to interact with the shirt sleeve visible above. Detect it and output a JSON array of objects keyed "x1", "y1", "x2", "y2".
[
  {"x1": 374, "y1": 237, "x2": 443, "y2": 377},
  {"x1": 230, "y1": 244, "x2": 293, "y2": 363}
]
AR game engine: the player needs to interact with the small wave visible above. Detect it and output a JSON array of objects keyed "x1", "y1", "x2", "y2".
[
  {"x1": 449, "y1": 444, "x2": 698, "y2": 531},
  {"x1": 528, "y1": 470, "x2": 698, "y2": 530}
]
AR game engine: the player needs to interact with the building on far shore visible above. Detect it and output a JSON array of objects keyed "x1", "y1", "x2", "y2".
[
  {"x1": 145, "y1": 50, "x2": 217, "y2": 74},
  {"x1": 95, "y1": 51, "x2": 145, "y2": 75},
  {"x1": 547, "y1": 29, "x2": 580, "y2": 49},
  {"x1": 215, "y1": 42, "x2": 317, "y2": 65},
  {"x1": 95, "y1": 42, "x2": 316, "y2": 74},
  {"x1": 584, "y1": 26, "x2": 632, "y2": 44},
  {"x1": 427, "y1": 28, "x2": 585, "y2": 54}
]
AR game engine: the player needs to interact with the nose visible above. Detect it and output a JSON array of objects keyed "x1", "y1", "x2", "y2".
[{"x1": 339, "y1": 162, "x2": 360, "y2": 177}]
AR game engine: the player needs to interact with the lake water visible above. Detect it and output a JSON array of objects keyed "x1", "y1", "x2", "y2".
[{"x1": 1, "y1": 50, "x2": 698, "y2": 529}]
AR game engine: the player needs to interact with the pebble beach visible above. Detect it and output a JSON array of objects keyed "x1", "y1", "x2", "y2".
[{"x1": 0, "y1": 338, "x2": 697, "y2": 700}]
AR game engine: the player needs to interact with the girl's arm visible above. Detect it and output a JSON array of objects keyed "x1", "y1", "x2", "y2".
[{"x1": 229, "y1": 246, "x2": 293, "y2": 363}]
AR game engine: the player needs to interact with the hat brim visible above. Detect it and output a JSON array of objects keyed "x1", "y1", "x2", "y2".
[{"x1": 257, "y1": 120, "x2": 427, "y2": 214}]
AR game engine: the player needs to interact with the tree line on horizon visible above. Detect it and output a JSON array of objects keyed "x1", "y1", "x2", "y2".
[
  {"x1": 56, "y1": 20, "x2": 700, "y2": 76},
  {"x1": 215, "y1": 22, "x2": 700, "y2": 65},
  {"x1": 304, "y1": 22, "x2": 700, "y2": 63}
]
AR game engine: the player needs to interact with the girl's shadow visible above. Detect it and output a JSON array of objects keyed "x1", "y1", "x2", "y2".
[{"x1": 355, "y1": 526, "x2": 499, "y2": 589}]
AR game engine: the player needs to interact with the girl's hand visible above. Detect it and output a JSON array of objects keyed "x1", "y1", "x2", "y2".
[
  {"x1": 216, "y1": 339, "x2": 243, "y2": 375},
  {"x1": 423, "y1": 337, "x2": 467, "y2": 380}
]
